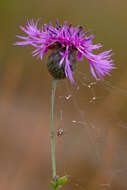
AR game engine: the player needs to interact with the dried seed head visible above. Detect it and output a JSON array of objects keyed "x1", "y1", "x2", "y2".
[{"x1": 57, "y1": 128, "x2": 64, "y2": 137}]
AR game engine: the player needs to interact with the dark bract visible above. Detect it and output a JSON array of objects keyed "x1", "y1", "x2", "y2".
[{"x1": 47, "y1": 49, "x2": 76, "y2": 80}]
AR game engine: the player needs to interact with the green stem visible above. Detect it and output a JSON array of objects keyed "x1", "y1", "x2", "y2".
[{"x1": 50, "y1": 79, "x2": 58, "y2": 182}]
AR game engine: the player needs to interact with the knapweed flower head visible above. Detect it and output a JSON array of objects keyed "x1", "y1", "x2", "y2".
[{"x1": 15, "y1": 19, "x2": 115, "y2": 82}]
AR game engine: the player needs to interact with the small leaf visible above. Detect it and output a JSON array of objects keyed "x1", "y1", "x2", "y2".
[
  {"x1": 57, "y1": 176, "x2": 68, "y2": 186},
  {"x1": 50, "y1": 180, "x2": 57, "y2": 188},
  {"x1": 50, "y1": 176, "x2": 68, "y2": 190}
]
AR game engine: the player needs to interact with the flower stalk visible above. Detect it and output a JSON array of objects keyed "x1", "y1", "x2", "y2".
[
  {"x1": 50, "y1": 79, "x2": 58, "y2": 182},
  {"x1": 50, "y1": 80, "x2": 68, "y2": 190}
]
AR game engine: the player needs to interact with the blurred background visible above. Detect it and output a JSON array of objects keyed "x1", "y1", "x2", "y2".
[{"x1": 0, "y1": 0, "x2": 127, "y2": 189}]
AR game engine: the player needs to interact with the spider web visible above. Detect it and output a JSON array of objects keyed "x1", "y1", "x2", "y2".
[{"x1": 54, "y1": 69, "x2": 127, "y2": 190}]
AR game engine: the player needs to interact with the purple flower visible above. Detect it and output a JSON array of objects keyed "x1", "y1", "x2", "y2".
[{"x1": 15, "y1": 19, "x2": 115, "y2": 82}]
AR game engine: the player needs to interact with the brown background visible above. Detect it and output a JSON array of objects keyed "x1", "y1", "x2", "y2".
[{"x1": 0, "y1": 0, "x2": 127, "y2": 189}]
